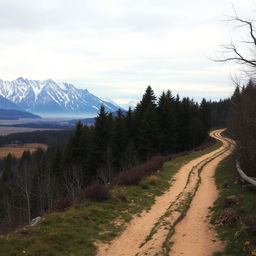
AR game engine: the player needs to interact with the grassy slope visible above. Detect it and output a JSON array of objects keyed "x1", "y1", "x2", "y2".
[
  {"x1": 0, "y1": 142, "x2": 222, "y2": 256},
  {"x1": 212, "y1": 155, "x2": 256, "y2": 256}
]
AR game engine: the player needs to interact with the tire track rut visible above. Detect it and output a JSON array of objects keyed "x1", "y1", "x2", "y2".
[{"x1": 97, "y1": 129, "x2": 234, "y2": 256}]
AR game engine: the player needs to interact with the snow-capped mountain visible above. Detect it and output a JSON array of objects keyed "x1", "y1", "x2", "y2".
[{"x1": 0, "y1": 78, "x2": 121, "y2": 117}]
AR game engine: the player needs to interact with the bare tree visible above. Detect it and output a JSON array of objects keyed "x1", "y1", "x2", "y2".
[
  {"x1": 64, "y1": 165, "x2": 83, "y2": 197},
  {"x1": 14, "y1": 163, "x2": 33, "y2": 223},
  {"x1": 214, "y1": 8, "x2": 256, "y2": 74}
]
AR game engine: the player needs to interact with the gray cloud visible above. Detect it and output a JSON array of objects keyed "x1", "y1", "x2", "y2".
[{"x1": 0, "y1": 0, "x2": 254, "y2": 104}]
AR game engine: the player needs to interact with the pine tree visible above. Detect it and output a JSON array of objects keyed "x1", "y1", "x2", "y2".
[
  {"x1": 65, "y1": 121, "x2": 84, "y2": 164},
  {"x1": 189, "y1": 103, "x2": 204, "y2": 147},
  {"x1": 157, "y1": 90, "x2": 177, "y2": 154},
  {"x1": 177, "y1": 98, "x2": 191, "y2": 151},
  {"x1": 123, "y1": 108, "x2": 138, "y2": 169},
  {"x1": 112, "y1": 109, "x2": 126, "y2": 171},
  {"x1": 200, "y1": 98, "x2": 212, "y2": 137},
  {"x1": 137, "y1": 85, "x2": 157, "y2": 113},
  {"x1": 91, "y1": 105, "x2": 114, "y2": 183},
  {"x1": 135, "y1": 86, "x2": 159, "y2": 159},
  {"x1": 2, "y1": 153, "x2": 15, "y2": 183},
  {"x1": 227, "y1": 86, "x2": 241, "y2": 138}
]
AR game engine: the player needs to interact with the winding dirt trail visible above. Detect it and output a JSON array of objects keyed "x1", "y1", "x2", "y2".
[{"x1": 97, "y1": 130, "x2": 234, "y2": 256}]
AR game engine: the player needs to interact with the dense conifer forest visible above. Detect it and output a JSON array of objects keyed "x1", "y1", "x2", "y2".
[
  {"x1": 0, "y1": 86, "x2": 228, "y2": 233},
  {"x1": 227, "y1": 80, "x2": 256, "y2": 177}
]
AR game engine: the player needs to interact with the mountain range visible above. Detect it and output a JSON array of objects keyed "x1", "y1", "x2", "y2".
[
  {"x1": 0, "y1": 109, "x2": 41, "y2": 120},
  {"x1": 0, "y1": 95, "x2": 41, "y2": 120},
  {"x1": 0, "y1": 78, "x2": 121, "y2": 118}
]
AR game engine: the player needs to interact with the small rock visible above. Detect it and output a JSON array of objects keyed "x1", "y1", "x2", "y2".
[{"x1": 30, "y1": 216, "x2": 43, "y2": 227}]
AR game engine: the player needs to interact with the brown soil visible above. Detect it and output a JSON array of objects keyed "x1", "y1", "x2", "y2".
[{"x1": 96, "y1": 129, "x2": 234, "y2": 256}]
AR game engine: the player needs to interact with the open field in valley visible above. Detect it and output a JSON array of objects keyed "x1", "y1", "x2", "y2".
[{"x1": 0, "y1": 143, "x2": 48, "y2": 158}]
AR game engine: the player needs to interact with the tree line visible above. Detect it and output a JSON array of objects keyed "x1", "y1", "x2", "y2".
[
  {"x1": 0, "y1": 130, "x2": 73, "y2": 147},
  {"x1": 227, "y1": 80, "x2": 256, "y2": 177},
  {"x1": 0, "y1": 86, "x2": 227, "y2": 233}
]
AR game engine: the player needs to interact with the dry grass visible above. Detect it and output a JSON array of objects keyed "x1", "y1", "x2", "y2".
[
  {"x1": 0, "y1": 143, "x2": 48, "y2": 158},
  {"x1": 24, "y1": 143, "x2": 48, "y2": 150}
]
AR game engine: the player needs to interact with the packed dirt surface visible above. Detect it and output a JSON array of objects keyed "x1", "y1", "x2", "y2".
[{"x1": 97, "y1": 130, "x2": 234, "y2": 256}]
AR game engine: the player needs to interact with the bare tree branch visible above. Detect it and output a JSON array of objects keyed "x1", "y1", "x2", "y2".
[{"x1": 213, "y1": 7, "x2": 256, "y2": 72}]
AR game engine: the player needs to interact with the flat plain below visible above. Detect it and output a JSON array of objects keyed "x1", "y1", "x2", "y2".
[{"x1": 0, "y1": 143, "x2": 48, "y2": 158}]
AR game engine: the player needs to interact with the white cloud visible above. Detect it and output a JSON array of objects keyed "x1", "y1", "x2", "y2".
[{"x1": 0, "y1": 0, "x2": 255, "y2": 102}]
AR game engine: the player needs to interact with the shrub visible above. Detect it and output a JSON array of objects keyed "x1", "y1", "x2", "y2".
[
  {"x1": 140, "y1": 175, "x2": 160, "y2": 189},
  {"x1": 83, "y1": 183, "x2": 111, "y2": 202},
  {"x1": 114, "y1": 193, "x2": 127, "y2": 202},
  {"x1": 114, "y1": 155, "x2": 169, "y2": 186},
  {"x1": 139, "y1": 179, "x2": 149, "y2": 189},
  {"x1": 219, "y1": 207, "x2": 239, "y2": 225},
  {"x1": 52, "y1": 196, "x2": 74, "y2": 212},
  {"x1": 146, "y1": 175, "x2": 160, "y2": 185}
]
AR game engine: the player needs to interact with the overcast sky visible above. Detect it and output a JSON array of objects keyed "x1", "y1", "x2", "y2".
[{"x1": 0, "y1": 0, "x2": 255, "y2": 107}]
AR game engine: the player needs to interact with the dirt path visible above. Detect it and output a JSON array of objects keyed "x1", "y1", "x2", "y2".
[
  {"x1": 97, "y1": 130, "x2": 234, "y2": 256},
  {"x1": 170, "y1": 135, "x2": 234, "y2": 256}
]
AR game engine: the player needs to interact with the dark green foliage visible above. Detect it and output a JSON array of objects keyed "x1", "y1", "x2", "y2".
[
  {"x1": 91, "y1": 106, "x2": 114, "y2": 183},
  {"x1": 134, "y1": 86, "x2": 159, "y2": 159},
  {"x1": 210, "y1": 99, "x2": 229, "y2": 128},
  {"x1": 227, "y1": 81, "x2": 256, "y2": 176},
  {"x1": 112, "y1": 109, "x2": 127, "y2": 171},
  {"x1": 1, "y1": 153, "x2": 16, "y2": 182},
  {"x1": 200, "y1": 98, "x2": 212, "y2": 136},
  {"x1": 176, "y1": 97, "x2": 194, "y2": 151},
  {"x1": 0, "y1": 86, "x2": 222, "y2": 234},
  {"x1": 157, "y1": 90, "x2": 177, "y2": 154}
]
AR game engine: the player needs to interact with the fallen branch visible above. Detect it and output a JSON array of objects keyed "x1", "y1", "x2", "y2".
[{"x1": 236, "y1": 160, "x2": 256, "y2": 187}]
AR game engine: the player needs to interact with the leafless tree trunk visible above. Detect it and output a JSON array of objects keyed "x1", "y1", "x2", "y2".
[
  {"x1": 64, "y1": 165, "x2": 83, "y2": 197},
  {"x1": 97, "y1": 147, "x2": 114, "y2": 184},
  {"x1": 214, "y1": 9, "x2": 256, "y2": 74},
  {"x1": 14, "y1": 164, "x2": 33, "y2": 223}
]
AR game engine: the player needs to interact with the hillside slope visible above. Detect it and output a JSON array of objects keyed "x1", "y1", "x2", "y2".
[
  {"x1": 0, "y1": 130, "x2": 229, "y2": 256},
  {"x1": 0, "y1": 108, "x2": 41, "y2": 120}
]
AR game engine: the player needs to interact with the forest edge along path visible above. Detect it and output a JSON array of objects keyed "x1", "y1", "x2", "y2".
[
  {"x1": 97, "y1": 129, "x2": 234, "y2": 256},
  {"x1": 96, "y1": 129, "x2": 234, "y2": 256}
]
